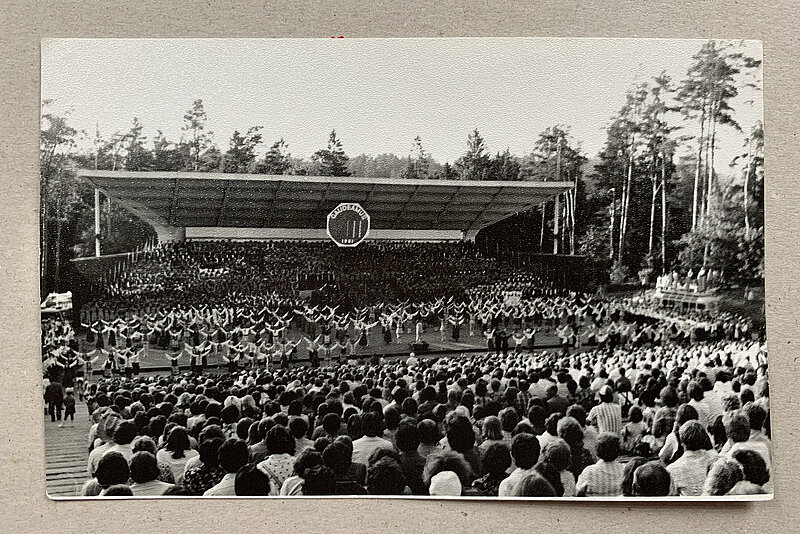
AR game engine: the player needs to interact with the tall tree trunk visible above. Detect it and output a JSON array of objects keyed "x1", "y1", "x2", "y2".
[
  {"x1": 619, "y1": 133, "x2": 635, "y2": 266},
  {"x1": 661, "y1": 151, "x2": 668, "y2": 274},
  {"x1": 648, "y1": 171, "x2": 657, "y2": 259},
  {"x1": 54, "y1": 175, "x2": 63, "y2": 293},
  {"x1": 744, "y1": 138, "x2": 752, "y2": 234},
  {"x1": 692, "y1": 100, "x2": 706, "y2": 230},
  {"x1": 706, "y1": 102, "x2": 718, "y2": 219},
  {"x1": 539, "y1": 203, "x2": 546, "y2": 251}
]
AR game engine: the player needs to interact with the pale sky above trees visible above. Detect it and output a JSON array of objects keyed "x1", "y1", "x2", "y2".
[{"x1": 41, "y1": 38, "x2": 762, "y2": 168}]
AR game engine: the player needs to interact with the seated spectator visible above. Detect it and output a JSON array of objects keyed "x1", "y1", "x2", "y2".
[
  {"x1": 352, "y1": 412, "x2": 393, "y2": 466},
  {"x1": 727, "y1": 449, "x2": 770, "y2": 495},
  {"x1": 183, "y1": 438, "x2": 225, "y2": 495},
  {"x1": 322, "y1": 441, "x2": 368, "y2": 496},
  {"x1": 280, "y1": 448, "x2": 325, "y2": 496},
  {"x1": 631, "y1": 461, "x2": 672, "y2": 497},
  {"x1": 366, "y1": 452, "x2": 408, "y2": 495},
  {"x1": 498, "y1": 433, "x2": 540, "y2": 496},
  {"x1": 204, "y1": 438, "x2": 249, "y2": 496},
  {"x1": 235, "y1": 464, "x2": 272, "y2": 496},
  {"x1": 576, "y1": 432, "x2": 624, "y2": 496},
  {"x1": 666, "y1": 421, "x2": 718, "y2": 496},
  {"x1": 82, "y1": 452, "x2": 130, "y2": 497},
  {"x1": 156, "y1": 427, "x2": 198, "y2": 485},
  {"x1": 129, "y1": 452, "x2": 174, "y2": 496},
  {"x1": 512, "y1": 472, "x2": 556, "y2": 497},
  {"x1": 536, "y1": 438, "x2": 574, "y2": 497},
  {"x1": 702, "y1": 459, "x2": 744, "y2": 496},
  {"x1": 417, "y1": 419, "x2": 441, "y2": 459},
  {"x1": 470, "y1": 442, "x2": 511, "y2": 497},
  {"x1": 429, "y1": 471, "x2": 462, "y2": 497},
  {"x1": 257, "y1": 425, "x2": 297, "y2": 495},
  {"x1": 621, "y1": 457, "x2": 650, "y2": 497},
  {"x1": 394, "y1": 422, "x2": 426, "y2": 495},
  {"x1": 302, "y1": 465, "x2": 336, "y2": 496}
]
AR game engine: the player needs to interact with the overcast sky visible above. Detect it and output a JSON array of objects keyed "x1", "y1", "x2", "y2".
[{"x1": 41, "y1": 38, "x2": 762, "y2": 168}]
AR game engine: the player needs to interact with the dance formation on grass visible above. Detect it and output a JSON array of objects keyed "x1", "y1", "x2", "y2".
[{"x1": 41, "y1": 240, "x2": 769, "y2": 498}]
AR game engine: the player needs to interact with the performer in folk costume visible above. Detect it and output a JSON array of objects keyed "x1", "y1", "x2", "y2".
[
  {"x1": 512, "y1": 329, "x2": 526, "y2": 353},
  {"x1": 165, "y1": 348, "x2": 182, "y2": 376}
]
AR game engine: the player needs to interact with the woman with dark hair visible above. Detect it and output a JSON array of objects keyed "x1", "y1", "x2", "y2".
[
  {"x1": 557, "y1": 416, "x2": 594, "y2": 481},
  {"x1": 444, "y1": 413, "x2": 481, "y2": 478},
  {"x1": 417, "y1": 419, "x2": 441, "y2": 459},
  {"x1": 279, "y1": 448, "x2": 325, "y2": 496},
  {"x1": 659, "y1": 403, "x2": 699, "y2": 465},
  {"x1": 129, "y1": 451, "x2": 174, "y2": 496},
  {"x1": 535, "y1": 438, "x2": 573, "y2": 497},
  {"x1": 727, "y1": 449, "x2": 770, "y2": 495},
  {"x1": 665, "y1": 421, "x2": 718, "y2": 496},
  {"x1": 182, "y1": 437, "x2": 225, "y2": 495},
  {"x1": 422, "y1": 450, "x2": 473, "y2": 494},
  {"x1": 702, "y1": 459, "x2": 743, "y2": 496},
  {"x1": 256, "y1": 425, "x2": 296, "y2": 495},
  {"x1": 469, "y1": 442, "x2": 511, "y2": 497},
  {"x1": 620, "y1": 456, "x2": 650, "y2": 496},
  {"x1": 81, "y1": 451, "x2": 130, "y2": 496},
  {"x1": 156, "y1": 426, "x2": 198, "y2": 485},
  {"x1": 132, "y1": 435, "x2": 175, "y2": 483},
  {"x1": 512, "y1": 472, "x2": 556, "y2": 497}
]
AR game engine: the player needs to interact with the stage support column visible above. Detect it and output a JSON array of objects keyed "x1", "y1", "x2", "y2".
[
  {"x1": 94, "y1": 188, "x2": 101, "y2": 257},
  {"x1": 553, "y1": 193, "x2": 560, "y2": 254}
]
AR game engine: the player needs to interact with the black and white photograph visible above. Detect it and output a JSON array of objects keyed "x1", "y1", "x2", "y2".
[{"x1": 39, "y1": 37, "x2": 769, "y2": 500}]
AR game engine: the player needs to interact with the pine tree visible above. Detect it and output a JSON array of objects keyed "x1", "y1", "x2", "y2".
[
  {"x1": 222, "y1": 127, "x2": 262, "y2": 173},
  {"x1": 181, "y1": 99, "x2": 213, "y2": 171},
  {"x1": 455, "y1": 129, "x2": 490, "y2": 180},
  {"x1": 312, "y1": 130, "x2": 351, "y2": 177}
]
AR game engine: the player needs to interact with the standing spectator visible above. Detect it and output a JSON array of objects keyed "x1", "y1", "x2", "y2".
[{"x1": 44, "y1": 379, "x2": 65, "y2": 424}]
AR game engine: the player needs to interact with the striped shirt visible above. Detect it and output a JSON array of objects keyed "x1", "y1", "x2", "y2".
[
  {"x1": 575, "y1": 460, "x2": 624, "y2": 496},
  {"x1": 666, "y1": 449, "x2": 719, "y2": 496},
  {"x1": 587, "y1": 402, "x2": 622, "y2": 435}
]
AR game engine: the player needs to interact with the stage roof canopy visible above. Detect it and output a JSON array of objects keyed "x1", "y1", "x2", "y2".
[{"x1": 78, "y1": 170, "x2": 574, "y2": 235}]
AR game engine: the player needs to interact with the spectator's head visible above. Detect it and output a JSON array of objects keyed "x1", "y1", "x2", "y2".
[
  {"x1": 418, "y1": 419, "x2": 440, "y2": 446},
  {"x1": 366, "y1": 456, "x2": 406, "y2": 495},
  {"x1": 481, "y1": 416, "x2": 503, "y2": 441},
  {"x1": 219, "y1": 438, "x2": 249, "y2": 474},
  {"x1": 556, "y1": 416, "x2": 584, "y2": 448},
  {"x1": 745, "y1": 403, "x2": 767, "y2": 432},
  {"x1": 322, "y1": 441, "x2": 352, "y2": 477},
  {"x1": 725, "y1": 411, "x2": 751, "y2": 444},
  {"x1": 445, "y1": 413, "x2": 475, "y2": 454},
  {"x1": 621, "y1": 456, "x2": 649, "y2": 496},
  {"x1": 95, "y1": 452, "x2": 130, "y2": 488},
  {"x1": 660, "y1": 387, "x2": 678, "y2": 408},
  {"x1": 628, "y1": 406, "x2": 643, "y2": 424},
  {"x1": 732, "y1": 449, "x2": 770, "y2": 487},
  {"x1": 129, "y1": 451, "x2": 160, "y2": 484},
  {"x1": 423, "y1": 451, "x2": 474, "y2": 489},
  {"x1": 394, "y1": 422, "x2": 420, "y2": 454},
  {"x1": 596, "y1": 432, "x2": 621, "y2": 462},
  {"x1": 198, "y1": 437, "x2": 223, "y2": 469},
  {"x1": 428, "y1": 471, "x2": 462, "y2": 496},
  {"x1": 131, "y1": 435, "x2": 157, "y2": 455},
  {"x1": 703, "y1": 459, "x2": 744, "y2": 496},
  {"x1": 510, "y1": 433, "x2": 540, "y2": 470},
  {"x1": 266, "y1": 425, "x2": 296, "y2": 456},
  {"x1": 679, "y1": 421, "x2": 712, "y2": 452},
  {"x1": 302, "y1": 465, "x2": 336, "y2": 495},
  {"x1": 513, "y1": 472, "x2": 556, "y2": 497},
  {"x1": 164, "y1": 426, "x2": 191, "y2": 459},
  {"x1": 632, "y1": 461, "x2": 672, "y2": 497},
  {"x1": 481, "y1": 442, "x2": 512, "y2": 478},
  {"x1": 113, "y1": 421, "x2": 138, "y2": 446},
  {"x1": 498, "y1": 407, "x2": 519, "y2": 433},
  {"x1": 541, "y1": 438, "x2": 571, "y2": 472},
  {"x1": 687, "y1": 381, "x2": 704, "y2": 402},
  {"x1": 235, "y1": 464, "x2": 271, "y2": 496},
  {"x1": 362, "y1": 412, "x2": 383, "y2": 438},
  {"x1": 294, "y1": 448, "x2": 324, "y2": 479}
]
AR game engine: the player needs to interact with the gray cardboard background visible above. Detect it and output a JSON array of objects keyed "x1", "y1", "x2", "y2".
[{"x1": 1, "y1": 1, "x2": 798, "y2": 532}]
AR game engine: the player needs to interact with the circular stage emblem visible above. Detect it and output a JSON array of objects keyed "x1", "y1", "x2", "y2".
[{"x1": 327, "y1": 203, "x2": 370, "y2": 247}]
